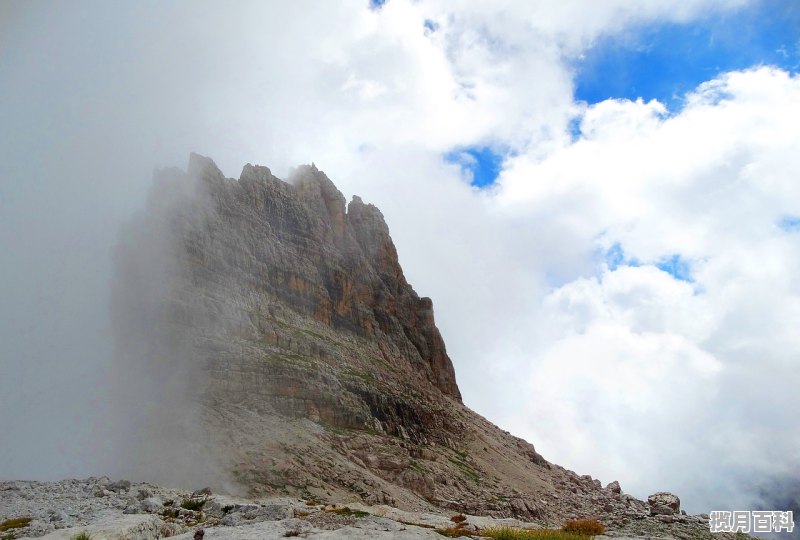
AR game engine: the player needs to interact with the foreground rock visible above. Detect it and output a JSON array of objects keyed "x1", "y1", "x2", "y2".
[
  {"x1": 648, "y1": 493, "x2": 681, "y2": 516},
  {"x1": 1, "y1": 479, "x2": 742, "y2": 540}
]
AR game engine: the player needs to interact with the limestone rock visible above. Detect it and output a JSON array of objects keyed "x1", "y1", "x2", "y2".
[
  {"x1": 647, "y1": 492, "x2": 681, "y2": 516},
  {"x1": 106, "y1": 154, "x2": 718, "y2": 537},
  {"x1": 107, "y1": 480, "x2": 131, "y2": 493}
]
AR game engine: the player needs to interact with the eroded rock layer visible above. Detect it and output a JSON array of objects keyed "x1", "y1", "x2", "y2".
[{"x1": 111, "y1": 154, "x2": 718, "y2": 537}]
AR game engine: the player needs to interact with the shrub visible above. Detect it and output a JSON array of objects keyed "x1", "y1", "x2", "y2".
[
  {"x1": 180, "y1": 498, "x2": 207, "y2": 511},
  {"x1": 480, "y1": 526, "x2": 590, "y2": 540},
  {"x1": 305, "y1": 499, "x2": 317, "y2": 506},
  {"x1": 283, "y1": 531, "x2": 302, "y2": 537},
  {"x1": 325, "y1": 506, "x2": 369, "y2": 518},
  {"x1": 451, "y1": 514, "x2": 467, "y2": 523},
  {"x1": 71, "y1": 533, "x2": 92, "y2": 540},
  {"x1": 561, "y1": 519, "x2": 605, "y2": 536},
  {"x1": 436, "y1": 526, "x2": 469, "y2": 538},
  {"x1": 0, "y1": 518, "x2": 32, "y2": 533}
]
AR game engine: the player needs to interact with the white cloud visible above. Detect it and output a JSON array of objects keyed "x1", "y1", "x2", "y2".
[{"x1": 477, "y1": 66, "x2": 800, "y2": 510}]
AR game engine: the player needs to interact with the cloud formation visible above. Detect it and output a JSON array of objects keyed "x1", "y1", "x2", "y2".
[{"x1": 2, "y1": 0, "x2": 797, "y2": 515}]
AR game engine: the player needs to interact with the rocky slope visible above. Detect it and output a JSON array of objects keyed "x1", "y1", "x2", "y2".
[
  {"x1": 96, "y1": 154, "x2": 725, "y2": 538},
  {"x1": 2, "y1": 479, "x2": 735, "y2": 540}
]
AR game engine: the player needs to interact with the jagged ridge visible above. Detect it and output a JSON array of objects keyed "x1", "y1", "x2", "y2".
[{"x1": 109, "y1": 154, "x2": 722, "y2": 538}]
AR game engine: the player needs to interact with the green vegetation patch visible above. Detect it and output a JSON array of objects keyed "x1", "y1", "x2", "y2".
[
  {"x1": 71, "y1": 532, "x2": 92, "y2": 540},
  {"x1": 0, "y1": 518, "x2": 31, "y2": 533},
  {"x1": 448, "y1": 451, "x2": 480, "y2": 482},
  {"x1": 342, "y1": 366, "x2": 375, "y2": 382},
  {"x1": 480, "y1": 527, "x2": 593, "y2": 540},
  {"x1": 180, "y1": 497, "x2": 207, "y2": 511},
  {"x1": 560, "y1": 520, "x2": 605, "y2": 536},
  {"x1": 436, "y1": 525, "x2": 469, "y2": 537},
  {"x1": 326, "y1": 506, "x2": 369, "y2": 518}
]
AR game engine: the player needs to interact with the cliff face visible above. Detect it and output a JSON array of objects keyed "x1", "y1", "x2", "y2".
[
  {"x1": 185, "y1": 154, "x2": 459, "y2": 402},
  {"x1": 111, "y1": 154, "x2": 718, "y2": 537}
]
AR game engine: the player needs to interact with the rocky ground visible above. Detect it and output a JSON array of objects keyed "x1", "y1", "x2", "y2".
[{"x1": 1, "y1": 478, "x2": 742, "y2": 540}]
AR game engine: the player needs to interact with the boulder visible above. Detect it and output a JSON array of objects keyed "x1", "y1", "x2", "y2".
[
  {"x1": 647, "y1": 492, "x2": 680, "y2": 516},
  {"x1": 107, "y1": 480, "x2": 131, "y2": 492}
]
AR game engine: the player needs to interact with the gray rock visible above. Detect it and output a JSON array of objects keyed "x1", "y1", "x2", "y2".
[
  {"x1": 122, "y1": 504, "x2": 140, "y2": 514},
  {"x1": 140, "y1": 497, "x2": 164, "y2": 513},
  {"x1": 606, "y1": 480, "x2": 622, "y2": 495},
  {"x1": 242, "y1": 504, "x2": 293, "y2": 521},
  {"x1": 107, "y1": 480, "x2": 132, "y2": 492},
  {"x1": 650, "y1": 504, "x2": 674, "y2": 516},
  {"x1": 220, "y1": 513, "x2": 240, "y2": 526},
  {"x1": 647, "y1": 492, "x2": 680, "y2": 516},
  {"x1": 49, "y1": 510, "x2": 67, "y2": 522}
]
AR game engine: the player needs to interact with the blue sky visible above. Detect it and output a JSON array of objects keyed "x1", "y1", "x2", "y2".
[
  {"x1": 575, "y1": 0, "x2": 800, "y2": 107},
  {"x1": 604, "y1": 243, "x2": 693, "y2": 282},
  {"x1": 448, "y1": 0, "x2": 799, "y2": 188},
  {"x1": 445, "y1": 146, "x2": 504, "y2": 188}
]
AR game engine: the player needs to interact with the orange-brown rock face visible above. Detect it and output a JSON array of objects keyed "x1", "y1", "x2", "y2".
[
  {"x1": 222, "y1": 155, "x2": 460, "y2": 401},
  {"x1": 113, "y1": 154, "x2": 462, "y2": 452}
]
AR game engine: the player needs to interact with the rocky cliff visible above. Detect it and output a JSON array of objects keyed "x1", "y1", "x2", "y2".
[{"x1": 109, "y1": 154, "x2": 725, "y2": 538}]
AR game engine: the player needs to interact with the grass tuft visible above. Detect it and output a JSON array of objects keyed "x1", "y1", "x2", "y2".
[
  {"x1": 436, "y1": 525, "x2": 469, "y2": 538},
  {"x1": 480, "y1": 526, "x2": 593, "y2": 540},
  {"x1": 561, "y1": 520, "x2": 605, "y2": 536},
  {"x1": 325, "y1": 506, "x2": 369, "y2": 518},
  {"x1": 71, "y1": 532, "x2": 92, "y2": 540},
  {"x1": 0, "y1": 518, "x2": 31, "y2": 533},
  {"x1": 180, "y1": 498, "x2": 207, "y2": 511}
]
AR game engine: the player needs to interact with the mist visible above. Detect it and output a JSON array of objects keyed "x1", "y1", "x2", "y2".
[{"x1": 2, "y1": 0, "x2": 798, "y2": 526}]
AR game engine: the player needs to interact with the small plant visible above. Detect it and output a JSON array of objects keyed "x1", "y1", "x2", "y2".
[
  {"x1": 451, "y1": 514, "x2": 467, "y2": 523},
  {"x1": 436, "y1": 524, "x2": 470, "y2": 537},
  {"x1": 325, "y1": 506, "x2": 369, "y2": 518},
  {"x1": 561, "y1": 519, "x2": 605, "y2": 536},
  {"x1": 162, "y1": 508, "x2": 180, "y2": 519},
  {"x1": 180, "y1": 498, "x2": 207, "y2": 511},
  {"x1": 480, "y1": 527, "x2": 590, "y2": 540},
  {"x1": 305, "y1": 499, "x2": 317, "y2": 506},
  {"x1": 0, "y1": 518, "x2": 32, "y2": 533},
  {"x1": 283, "y1": 531, "x2": 302, "y2": 537},
  {"x1": 71, "y1": 532, "x2": 92, "y2": 540},
  {"x1": 294, "y1": 510, "x2": 311, "y2": 517}
]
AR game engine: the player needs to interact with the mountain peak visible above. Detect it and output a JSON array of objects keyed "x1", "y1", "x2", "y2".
[{"x1": 109, "y1": 155, "x2": 714, "y2": 537}]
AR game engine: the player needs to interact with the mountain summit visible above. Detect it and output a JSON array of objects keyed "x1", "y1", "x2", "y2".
[{"x1": 110, "y1": 154, "x2": 724, "y2": 537}]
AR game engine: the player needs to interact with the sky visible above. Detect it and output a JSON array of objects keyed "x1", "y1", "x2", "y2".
[{"x1": 1, "y1": 0, "x2": 799, "y2": 522}]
